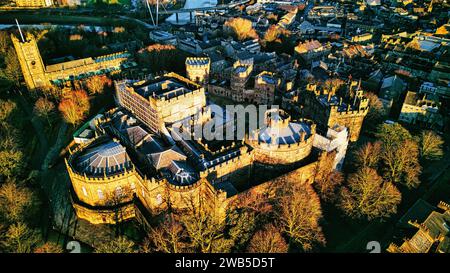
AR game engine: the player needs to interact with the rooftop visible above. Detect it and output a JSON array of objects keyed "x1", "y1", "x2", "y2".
[
  {"x1": 129, "y1": 75, "x2": 198, "y2": 100},
  {"x1": 75, "y1": 140, "x2": 132, "y2": 176}
]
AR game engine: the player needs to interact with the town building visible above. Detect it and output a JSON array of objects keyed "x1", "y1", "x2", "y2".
[
  {"x1": 208, "y1": 57, "x2": 280, "y2": 105},
  {"x1": 295, "y1": 40, "x2": 331, "y2": 64},
  {"x1": 149, "y1": 30, "x2": 177, "y2": 45},
  {"x1": 398, "y1": 91, "x2": 443, "y2": 129},
  {"x1": 387, "y1": 200, "x2": 450, "y2": 253},
  {"x1": 14, "y1": 0, "x2": 52, "y2": 7}
]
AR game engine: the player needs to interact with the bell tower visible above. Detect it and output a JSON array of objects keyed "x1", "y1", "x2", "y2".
[{"x1": 11, "y1": 32, "x2": 48, "y2": 90}]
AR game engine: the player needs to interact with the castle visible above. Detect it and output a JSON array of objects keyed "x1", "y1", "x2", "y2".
[
  {"x1": 185, "y1": 57, "x2": 210, "y2": 84},
  {"x1": 12, "y1": 33, "x2": 130, "y2": 90},
  {"x1": 65, "y1": 72, "x2": 343, "y2": 226},
  {"x1": 208, "y1": 57, "x2": 281, "y2": 105},
  {"x1": 114, "y1": 73, "x2": 207, "y2": 133},
  {"x1": 300, "y1": 80, "x2": 369, "y2": 142}
]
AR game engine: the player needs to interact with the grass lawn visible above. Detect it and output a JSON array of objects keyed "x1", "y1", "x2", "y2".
[{"x1": 0, "y1": 12, "x2": 135, "y2": 26}]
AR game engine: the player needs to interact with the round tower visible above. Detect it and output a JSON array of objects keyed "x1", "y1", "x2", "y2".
[{"x1": 249, "y1": 109, "x2": 316, "y2": 165}]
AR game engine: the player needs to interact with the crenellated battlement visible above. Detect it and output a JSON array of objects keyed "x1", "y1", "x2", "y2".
[
  {"x1": 329, "y1": 104, "x2": 369, "y2": 116},
  {"x1": 185, "y1": 57, "x2": 210, "y2": 69},
  {"x1": 206, "y1": 149, "x2": 254, "y2": 173}
]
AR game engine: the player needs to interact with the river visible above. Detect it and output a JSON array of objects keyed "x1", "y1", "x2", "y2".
[{"x1": 166, "y1": 0, "x2": 218, "y2": 25}]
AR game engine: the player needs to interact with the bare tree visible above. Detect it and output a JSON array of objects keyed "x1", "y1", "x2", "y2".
[
  {"x1": 1, "y1": 222, "x2": 41, "y2": 253},
  {"x1": 33, "y1": 97, "x2": 55, "y2": 125},
  {"x1": 179, "y1": 194, "x2": 233, "y2": 253},
  {"x1": 354, "y1": 141, "x2": 382, "y2": 169},
  {"x1": 278, "y1": 182, "x2": 325, "y2": 252},
  {"x1": 0, "y1": 179, "x2": 38, "y2": 223},
  {"x1": 419, "y1": 130, "x2": 444, "y2": 161},
  {"x1": 58, "y1": 90, "x2": 90, "y2": 126},
  {"x1": 313, "y1": 151, "x2": 344, "y2": 202},
  {"x1": 34, "y1": 242, "x2": 63, "y2": 253},
  {"x1": 247, "y1": 224, "x2": 288, "y2": 253},
  {"x1": 339, "y1": 167, "x2": 401, "y2": 220},
  {"x1": 95, "y1": 236, "x2": 136, "y2": 253},
  {"x1": 141, "y1": 215, "x2": 187, "y2": 253}
]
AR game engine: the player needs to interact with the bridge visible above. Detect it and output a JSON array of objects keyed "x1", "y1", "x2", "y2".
[
  {"x1": 158, "y1": 0, "x2": 250, "y2": 15},
  {"x1": 149, "y1": 0, "x2": 250, "y2": 25}
]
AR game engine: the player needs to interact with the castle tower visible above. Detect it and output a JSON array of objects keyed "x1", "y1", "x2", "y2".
[
  {"x1": 11, "y1": 33, "x2": 48, "y2": 90},
  {"x1": 185, "y1": 57, "x2": 210, "y2": 84}
]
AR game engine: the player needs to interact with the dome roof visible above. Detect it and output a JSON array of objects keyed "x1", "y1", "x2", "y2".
[
  {"x1": 167, "y1": 160, "x2": 198, "y2": 186},
  {"x1": 255, "y1": 109, "x2": 313, "y2": 145},
  {"x1": 76, "y1": 140, "x2": 132, "y2": 176},
  {"x1": 258, "y1": 122, "x2": 311, "y2": 145}
]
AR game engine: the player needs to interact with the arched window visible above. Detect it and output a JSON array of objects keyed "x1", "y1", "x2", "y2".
[
  {"x1": 115, "y1": 187, "x2": 123, "y2": 198},
  {"x1": 97, "y1": 189, "x2": 104, "y2": 200},
  {"x1": 82, "y1": 187, "x2": 88, "y2": 197}
]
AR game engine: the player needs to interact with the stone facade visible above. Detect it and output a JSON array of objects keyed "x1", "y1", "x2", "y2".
[
  {"x1": 302, "y1": 81, "x2": 369, "y2": 142},
  {"x1": 66, "y1": 138, "x2": 228, "y2": 224},
  {"x1": 185, "y1": 57, "x2": 210, "y2": 84},
  {"x1": 14, "y1": 0, "x2": 52, "y2": 7},
  {"x1": 115, "y1": 73, "x2": 206, "y2": 132},
  {"x1": 208, "y1": 59, "x2": 280, "y2": 105},
  {"x1": 12, "y1": 33, "x2": 129, "y2": 90},
  {"x1": 249, "y1": 109, "x2": 316, "y2": 165}
]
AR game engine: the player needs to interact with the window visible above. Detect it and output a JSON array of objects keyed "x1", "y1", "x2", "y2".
[
  {"x1": 156, "y1": 194, "x2": 163, "y2": 205},
  {"x1": 82, "y1": 187, "x2": 88, "y2": 197},
  {"x1": 115, "y1": 187, "x2": 123, "y2": 198},
  {"x1": 97, "y1": 189, "x2": 104, "y2": 200}
]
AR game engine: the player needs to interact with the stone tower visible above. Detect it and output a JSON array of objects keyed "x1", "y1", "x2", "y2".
[
  {"x1": 11, "y1": 33, "x2": 48, "y2": 90},
  {"x1": 185, "y1": 57, "x2": 210, "y2": 84}
]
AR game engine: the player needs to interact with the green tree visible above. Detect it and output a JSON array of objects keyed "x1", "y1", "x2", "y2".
[
  {"x1": 3, "y1": 48, "x2": 22, "y2": 86},
  {"x1": 1, "y1": 222, "x2": 41, "y2": 253},
  {"x1": 0, "y1": 179, "x2": 39, "y2": 223},
  {"x1": 376, "y1": 123, "x2": 421, "y2": 188},
  {"x1": 0, "y1": 149, "x2": 24, "y2": 179},
  {"x1": 376, "y1": 123, "x2": 412, "y2": 150},
  {"x1": 363, "y1": 92, "x2": 387, "y2": 132}
]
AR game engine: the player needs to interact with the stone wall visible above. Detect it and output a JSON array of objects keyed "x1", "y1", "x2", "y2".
[
  {"x1": 328, "y1": 109, "x2": 367, "y2": 142},
  {"x1": 72, "y1": 202, "x2": 135, "y2": 225},
  {"x1": 250, "y1": 134, "x2": 315, "y2": 165}
]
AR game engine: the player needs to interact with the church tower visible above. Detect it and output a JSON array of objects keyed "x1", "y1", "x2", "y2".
[{"x1": 11, "y1": 33, "x2": 48, "y2": 90}]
